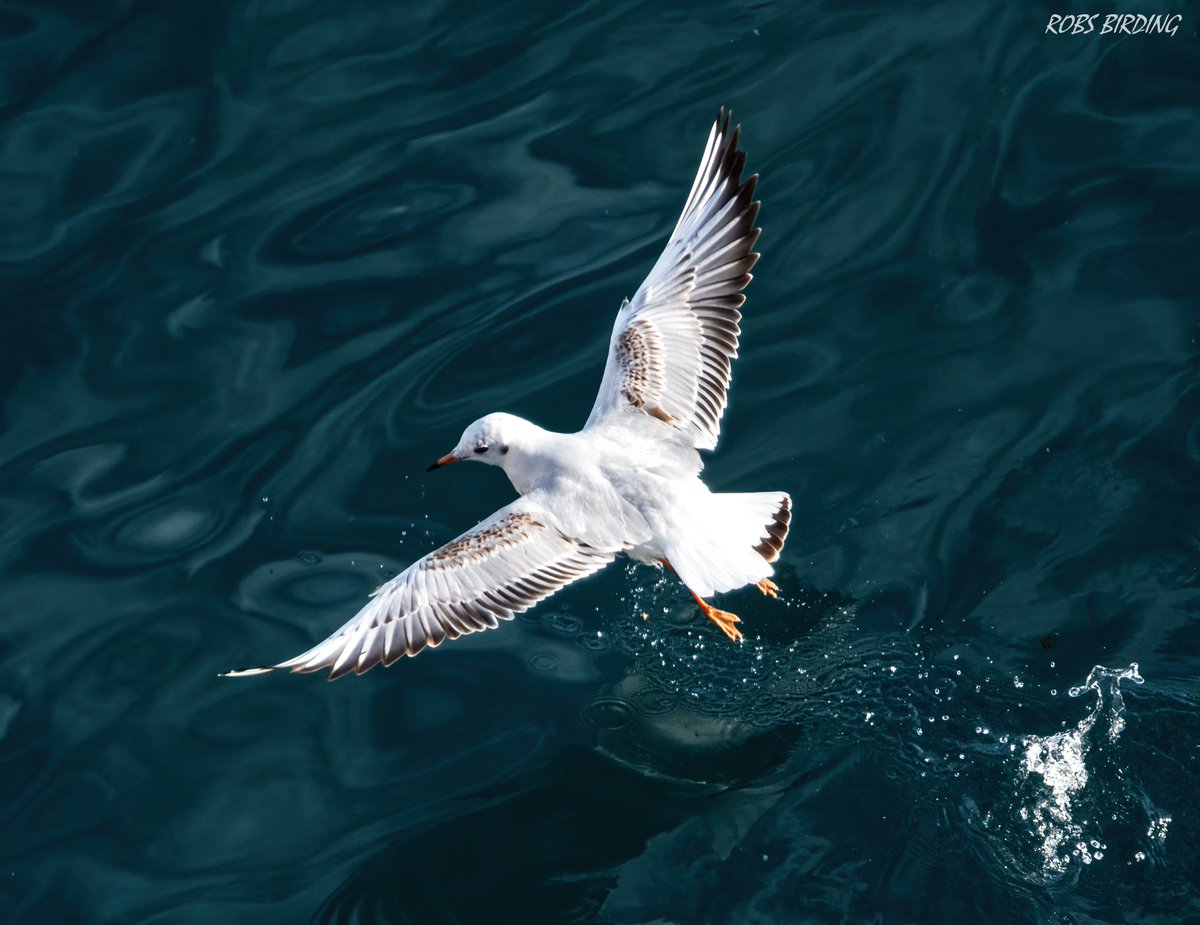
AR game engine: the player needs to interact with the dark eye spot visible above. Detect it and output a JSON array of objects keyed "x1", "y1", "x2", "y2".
[
  {"x1": 501, "y1": 445, "x2": 509, "y2": 455},
  {"x1": 474, "y1": 445, "x2": 488, "y2": 455}
]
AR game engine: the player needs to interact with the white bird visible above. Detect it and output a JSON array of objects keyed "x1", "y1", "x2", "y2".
[{"x1": 224, "y1": 109, "x2": 790, "y2": 681}]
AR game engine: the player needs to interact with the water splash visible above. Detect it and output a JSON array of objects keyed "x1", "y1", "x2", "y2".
[
  {"x1": 1017, "y1": 664, "x2": 1143, "y2": 873},
  {"x1": 972, "y1": 663, "x2": 1155, "y2": 885},
  {"x1": 1066, "y1": 662, "x2": 1144, "y2": 738},
  {"x1": 608, "y1": 561, "x2": 860, "y2": 726}
]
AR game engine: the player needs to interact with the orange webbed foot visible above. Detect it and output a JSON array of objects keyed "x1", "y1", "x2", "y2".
[
  {"x1": 690, "y1": 591, "x2": 744, "y2": 643},
  {"x1": 756, "y1": 578, "x2": 779, "y2": 599}
]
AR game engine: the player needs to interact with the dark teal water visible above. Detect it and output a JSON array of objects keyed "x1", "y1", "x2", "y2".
[{"x1": 3, "y1": 2, "x2": 1199, "y2": 922}]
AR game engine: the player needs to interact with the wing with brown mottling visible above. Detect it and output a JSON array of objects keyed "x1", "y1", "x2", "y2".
[
  {"x1": 585, "y1": 109, "x2": 760, "y2": 450},
  {"x1": 222, "y1": 499, "x2": 615, "y2": 680}
]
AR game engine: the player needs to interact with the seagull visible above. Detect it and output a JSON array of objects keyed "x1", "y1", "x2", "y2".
[{"x1": 224, "y1": 109, "x2": 790, "y2": 681}]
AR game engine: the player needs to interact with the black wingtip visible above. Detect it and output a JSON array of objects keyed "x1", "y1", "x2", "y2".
[{"x1": 713, "y1": 107, "x2": 734, "y2": 147}]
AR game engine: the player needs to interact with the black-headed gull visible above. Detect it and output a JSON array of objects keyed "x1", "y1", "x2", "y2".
[{"x1": 225, "y1": 109, "x2": 790, "y2": 680}]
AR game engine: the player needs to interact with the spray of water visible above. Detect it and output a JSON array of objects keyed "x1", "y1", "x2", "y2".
[{"x1": 1015, "y1": 663, "x2": 1143, "y2": 874}]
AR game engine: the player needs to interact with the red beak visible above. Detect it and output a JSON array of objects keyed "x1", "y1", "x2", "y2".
[{"x1": 426, "y1": 453, "x2": 461, "y2": 472}]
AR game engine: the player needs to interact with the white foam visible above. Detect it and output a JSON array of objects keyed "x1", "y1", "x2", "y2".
[{"x1": 1017, "y1": 663, "x2": 1143, "y2": 873}]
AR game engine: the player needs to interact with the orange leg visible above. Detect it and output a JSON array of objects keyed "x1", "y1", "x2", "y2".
[
  {"x1": 756, "y1": 578, "x2": 779, "y2": 598},
  {"x1": 660, "y1": 559, "x2": 745, "y2": 642},
  {"x1": 689, "y1": 590, "x2": 744, "y2": 643}
]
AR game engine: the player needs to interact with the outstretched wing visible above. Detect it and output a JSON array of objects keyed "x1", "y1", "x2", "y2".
[
  {"x1": 223, "y1": 498, "x2": 615, "y2": 680},
  {"x1": 585, "y1": 108, "x2": 760, "y2": 451}
]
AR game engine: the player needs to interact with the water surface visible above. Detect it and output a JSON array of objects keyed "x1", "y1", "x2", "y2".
[{"x1": 2, "y1": 1, "x2": 1198, "y2": 922}]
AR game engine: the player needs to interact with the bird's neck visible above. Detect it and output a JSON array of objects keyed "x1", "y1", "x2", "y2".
[{"x1": 499, "y1": 423, "x2": 567, "y2": 495}]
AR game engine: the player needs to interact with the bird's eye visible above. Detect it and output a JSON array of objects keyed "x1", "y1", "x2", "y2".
[{"x1": 474, "y1": 445, "x2": 489, "y2": 455}]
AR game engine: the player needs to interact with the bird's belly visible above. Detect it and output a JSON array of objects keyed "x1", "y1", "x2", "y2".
[
  {"x1": 610, "y1": 474, "x2": 695, "y2": 565},
  {"x1": 627, "y1": 541, "x2": 667, "y2": 565},
  {"x1": 593, "y1": 445, "x2": 704, "y2": 559}
]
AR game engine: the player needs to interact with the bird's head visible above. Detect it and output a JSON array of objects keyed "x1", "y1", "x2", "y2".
[{"x1": 427, "y1": 412, "x2": 529, "y2": 471}]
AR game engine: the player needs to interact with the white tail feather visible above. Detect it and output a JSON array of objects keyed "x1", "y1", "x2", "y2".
[{"x1": 664, "y1": 490, "x2": 791, "y2": 597}]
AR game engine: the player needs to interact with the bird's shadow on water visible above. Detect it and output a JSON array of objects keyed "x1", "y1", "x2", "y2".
[
  {"x1": 309, "y1": 579, "x2": 851, "y2": 924},
  {"x1": 310, "y1": 746, "x2": 708, "y2": 924}
]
